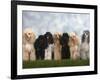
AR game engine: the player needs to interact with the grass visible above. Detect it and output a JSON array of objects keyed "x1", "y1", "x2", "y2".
[{"x1": 23, "y1": 59, "x2": 89, "y2": 69}]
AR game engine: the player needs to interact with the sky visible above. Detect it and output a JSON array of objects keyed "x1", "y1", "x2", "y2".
[{"x1": 22, "y1": 10, "x2": 90, "y2": 38}]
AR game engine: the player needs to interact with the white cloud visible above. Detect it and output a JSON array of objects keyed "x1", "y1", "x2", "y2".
[{"x1": 22, "y1": 11, "x2": 90, "y2": 38}]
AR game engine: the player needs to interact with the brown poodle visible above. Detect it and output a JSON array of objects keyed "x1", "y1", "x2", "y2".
[{"x1": 53, "y1": 32, "x2": 62, "y2": 60}]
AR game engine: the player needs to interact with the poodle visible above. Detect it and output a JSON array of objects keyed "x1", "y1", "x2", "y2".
[
  {"x1": 60, "y1": 33, "x2": 70, "y2": 59},
  {"x1": 44, "y1": 32, "x2": 54, "y2": 60},
  {"x1": 34, "y1": 35, "x2": 48, "y2": 60},
  {"x1": 80, "y1": 30, "x2": 90, "y2": 60},
  {"x1": 53, "y1": 32, "x2": 62, "y2": 60},
  {"x1": 68, "y1": 32, "x2": 80, "y2": 60},
  {"x1": 22, "y1": 28, "x2": 36, "y2": 61}
]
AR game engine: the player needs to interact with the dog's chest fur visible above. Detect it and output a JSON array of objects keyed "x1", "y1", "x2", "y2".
[
  {"x1": 45, "y1": 44, "x2": 54, "y2": 60},
  {"x1": 81, "y1": 42, "x2": 89, "y2": 52},
  {"x1": 24, "y1": 43, "x2": 33, "y2": 52}
]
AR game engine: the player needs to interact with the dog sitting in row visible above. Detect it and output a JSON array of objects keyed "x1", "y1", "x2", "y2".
[
  {"x1": 22, "y1": 28, "x2": 36, "y2": 61},
  {"x1": 80, "y1": 30, "x2": 90, "y2": 60},
  {"x1": 68, "y1": 32, "x2": 80, "y2": 60},
  {"x1": 53, "y1": 32, "x2": 62, "y2": 60},
  {"x1": 34, "y1": 35, "x2": 48, "y2": 60},
  {"x1": 23, "y1": 29, "x2": 89, "y2": 61},
  {"x1": 60, "y1": 33, "x2": 70, "y2": 59},
  {"x1": 44, "y1": 32, "x2": 54, "y2": 60}
]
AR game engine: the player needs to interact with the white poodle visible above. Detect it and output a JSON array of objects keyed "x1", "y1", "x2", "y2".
[{"x1": 80, "y1": 30, "x2": 90, "y2": 60}]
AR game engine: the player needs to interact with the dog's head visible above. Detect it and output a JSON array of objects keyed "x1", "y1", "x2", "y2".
[
  {"x1": 54, "y1": 32, "x2": 62, "y2": 42},
  {"x1": 82, "y1": 30, "x2": 90, "y2": 43},
  {"x1": 37, "y1": 35, "x2": 48, "y2": 49},
  {"x1": 23, "y1": 28, "x2": 35, "y2": 44},
  {"x1": 60, "y1": 33, "x2": 69, "y2": 46},
  {"x1": 44, "y1": 32, "x2": 54, "y2": 44},
  {"x1": 69, "y1": 32, "x2": 80, "y2": 46}
]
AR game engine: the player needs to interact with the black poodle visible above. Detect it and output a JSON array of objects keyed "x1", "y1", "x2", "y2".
[
  {"x1": 34, "y1": 35, "x2": 48, "y2": 60},
  {"x1": 60, "y1": 33, "x2": 70, "y2": 59}
]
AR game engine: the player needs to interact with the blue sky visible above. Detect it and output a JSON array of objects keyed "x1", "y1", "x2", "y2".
[{"x1": 22, "y1": 10, "x2": 90, "y2": 38}]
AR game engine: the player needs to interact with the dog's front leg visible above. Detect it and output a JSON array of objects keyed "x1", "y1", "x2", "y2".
[{"x1": 30, "y1": 48, "x2": 36, "y2": 61}]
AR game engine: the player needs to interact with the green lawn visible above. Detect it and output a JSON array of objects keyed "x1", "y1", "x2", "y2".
[{"x1": 23, "y1": 59, "x2": 89, "y2": 69}]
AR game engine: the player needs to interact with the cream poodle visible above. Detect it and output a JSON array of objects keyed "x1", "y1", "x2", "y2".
[
  {"x1": 68, "y1": 32, "x2": 80, "y2": 60},
  {"x1": 22, "y1": 28, "x2": 36, "y2": 61}
]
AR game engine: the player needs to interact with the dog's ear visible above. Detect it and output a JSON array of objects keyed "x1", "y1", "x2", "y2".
[
  {"x1": 75, "y1": 36, "x2": 80, "y2": 45},
  {"x1": 22, "y1": 31, "x2": 26, "y2": 44},
  {"x1": 87, "y1": 31, "x2": 90, "y2": 43},
  {"x1": 81, "y1": 32, "x2": 85, "y2": 43},
  {"x1": 68, "y1": 37, "x2": 72, "y2": 46},
  {"x1": 88, "y1": 35, "x2": 90, "y2": 43},
  {"x1": 31, "y1": 32, "x2": 36, "y2": 43},
  {"x1": 22, "y1": 29, "x2": 30, "y2": 44},
  {"x1": 50, "y1": 36, "x2": 54, "y2": 44},
  {"x1": 32, "y1": 32, "x2": 36, "y2": 39}
]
